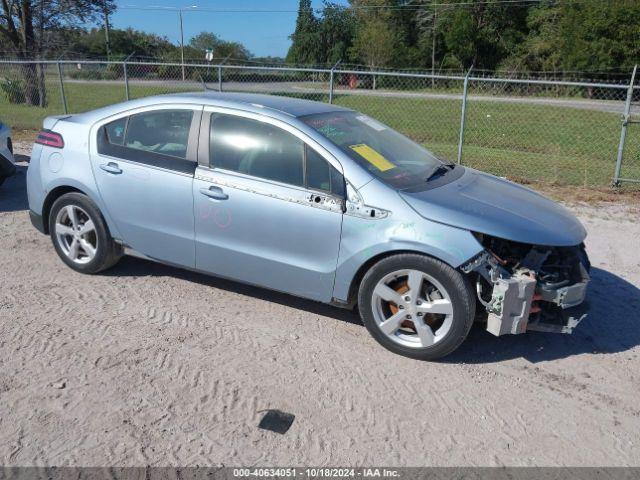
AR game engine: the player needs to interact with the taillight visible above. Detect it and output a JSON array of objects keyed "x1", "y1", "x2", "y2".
[{"x1": 35, "y1": 130, "x2": 64, "y2": 148}]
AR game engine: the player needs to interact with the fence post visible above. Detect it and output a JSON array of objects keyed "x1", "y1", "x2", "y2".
[
  {"x1": 328, "y1": 60, "x2": 341, "y2": 104},
  {"x1": 329, "y1": 70, "x2": 334, "y2": 104},
  {"x1": 217, "y1": 55, "x2": 232, "y2": 93},
  {"x1": 613, "y1": 64, "x2": 637, "y2": 186},
  {"x1": 57, "y1": 62, "x2": 68, "y2": 114},
  {"x1": 457, "y1": 66, "x2": 472, "y2": 165},
  {"x1": 123, "y1": 52, "x2": 134, "y2": 101},
  {"x1": 123, "y1": 61, "x2": 129, "y2": 101}
]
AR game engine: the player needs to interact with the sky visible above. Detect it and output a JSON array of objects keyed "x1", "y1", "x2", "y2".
[{"x1": 110, "y1": 0, "x2": 350, "y2": 58}]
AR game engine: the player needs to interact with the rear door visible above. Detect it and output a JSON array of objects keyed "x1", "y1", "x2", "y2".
[
  {"x1": 193, "y1": 108, "x2": 345, "y2": 302},
  {"x1": 90, "y1": 105, "x2": 202, "y2": 267}
]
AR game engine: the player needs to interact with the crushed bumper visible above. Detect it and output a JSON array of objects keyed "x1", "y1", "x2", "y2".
[
  {"x1": 537, "y1": 277, "x2": 588, "y2": 308},
  {"x1": 487, "y1": 267, "x2": 589, "y2": 336},
  {"x1": 463, "y1": 249, "x2": 590, "y2": 337},
  {"x1": 527, "y1": 301, "x2": 589, "y2": 334}
]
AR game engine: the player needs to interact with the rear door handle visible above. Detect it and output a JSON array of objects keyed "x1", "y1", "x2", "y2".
[
  {"x1": 200, "y1": 186, "x2": 228, "y2": 200},
  {"x1": 99, "y1": 162, "x2": 122, "y2": 175}
]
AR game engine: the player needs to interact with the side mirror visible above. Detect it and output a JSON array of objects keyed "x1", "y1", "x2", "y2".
[
  {"x1": 344, "y1": 182, "x2": 390, "y2": 219},
  {"x1": 344, "y1": 182, "x2": 363, "y2": 214}
]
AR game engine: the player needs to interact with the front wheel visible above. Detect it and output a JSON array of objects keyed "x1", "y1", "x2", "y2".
[
  {"x1": 48, "y1": 192, "x2": 121, "y2": 274},
  {"x1": 358, "y1": 254, "x2": 475, "y2": 360}
]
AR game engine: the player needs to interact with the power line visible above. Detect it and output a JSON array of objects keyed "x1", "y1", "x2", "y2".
[{"x1": 118, "y1": 0, "x2": 548, "y2": 14}]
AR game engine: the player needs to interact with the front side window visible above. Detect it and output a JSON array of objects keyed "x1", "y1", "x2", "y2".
[
  {"x1": 306, "y1": 146, "x2": 345, "y2": 196},
  {"x1": 210, "y1": 114, "x2": 305, "y2": 187},
  {"x1": 301, "y1": 111, "x2": 445, "y2": 190}
]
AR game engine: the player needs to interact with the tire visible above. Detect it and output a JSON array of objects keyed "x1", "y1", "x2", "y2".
[
  {"x1": 48, "y1": 192, "x2": 121, "y2": 274},
  {"x1": 358, "y1": 254, "x2": 475, "y2": 361}
]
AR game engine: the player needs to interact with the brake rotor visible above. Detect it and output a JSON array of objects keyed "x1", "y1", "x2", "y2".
[{"x1": 387, "y1": 280, "x2": 440, "y2": 330}]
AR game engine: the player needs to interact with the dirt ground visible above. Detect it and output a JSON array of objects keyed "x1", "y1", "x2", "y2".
[{"x1": 1, "y1": 144, "x2": 640, "y2": 467}]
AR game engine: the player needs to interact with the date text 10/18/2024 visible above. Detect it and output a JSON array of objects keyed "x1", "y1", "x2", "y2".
[{"x1": 233, "y1": 468, "x2": 401, "y2": 478}]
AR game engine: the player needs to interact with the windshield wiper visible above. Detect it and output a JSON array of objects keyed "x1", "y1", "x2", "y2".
[{"x1": 425, "y1": 163, "x2": 455, "y2": 182}]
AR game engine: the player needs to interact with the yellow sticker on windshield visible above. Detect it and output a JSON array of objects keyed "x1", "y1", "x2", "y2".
[{"x1": 349, "y1": 144, "x2": 395, "y2": 172}]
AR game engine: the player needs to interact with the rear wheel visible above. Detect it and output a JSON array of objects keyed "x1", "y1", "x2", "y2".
[
  {"x1": 358, "y1": 254, "x2": 475, "y2": 360},
  {"x1": 49, "y1": 193, "x2": 121, "y2": 274}
]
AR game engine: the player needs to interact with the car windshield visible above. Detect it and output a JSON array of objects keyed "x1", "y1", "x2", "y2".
[{"x1": 301, "y1": 111, "x2": 445, "y2": 189}]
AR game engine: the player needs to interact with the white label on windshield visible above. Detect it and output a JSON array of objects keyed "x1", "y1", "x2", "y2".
[{"x1": 356, "y1": 115, "x2": 387, "y2": 132}]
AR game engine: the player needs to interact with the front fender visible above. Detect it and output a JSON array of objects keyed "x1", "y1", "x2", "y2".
[{"x1": 332, "y1": 191, "x2": 484, "y2": 302}]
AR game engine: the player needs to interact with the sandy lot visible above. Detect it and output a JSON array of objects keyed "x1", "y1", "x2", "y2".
[{"x1": 1, "y1": 145, "x2": 640, "y2": 467}]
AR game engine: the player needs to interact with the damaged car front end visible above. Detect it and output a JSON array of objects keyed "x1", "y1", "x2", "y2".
[
  {"x1": 462, "y1": 235, "x2": 590, "y2": 336},
  {"x1": 398, "y1": 166, "x2": 590, "y2": 341}
]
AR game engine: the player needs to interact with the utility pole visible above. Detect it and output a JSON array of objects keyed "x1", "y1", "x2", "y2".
[
  {"x1": 179, "y1": 9, "x2": 185, "y2": 81},
  {"x1": 431, "y1": 0, "x2": 436, "y2": 87},
  {"x1": 104, "y1": 7, "x2": 111, "y2": 61}
]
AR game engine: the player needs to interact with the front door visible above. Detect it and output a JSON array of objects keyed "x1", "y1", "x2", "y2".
[
  {"x1": 193, "y1": 111, "x2": 345, "y2": 302},
  {"x1": 90, "y1": 106, "x2": 201, "y2": 267}
]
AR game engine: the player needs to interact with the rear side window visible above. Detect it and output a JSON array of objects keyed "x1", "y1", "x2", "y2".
[
  {"x1": 125, "y1": 110, "x2": 193, "y2": 159},
  {"x1": 97, "y1": 109, "x2": 197, "y2": 174},
  {"x1": 210, "y1": 114, "x2": 304, "y2": 187},
  {"x1": 104, "y1": 118, "x2": 126, "y2": 146}
]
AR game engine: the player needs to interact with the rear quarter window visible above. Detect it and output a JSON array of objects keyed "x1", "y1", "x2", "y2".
[{"x1": 104, "y1": 118, "x2": 126, "y2": 146}]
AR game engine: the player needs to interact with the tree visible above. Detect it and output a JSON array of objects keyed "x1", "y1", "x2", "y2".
[
  {"x1": 504, "y1": 0, "x2": 640, "y2": 76},
  {"x1": 416, "y1": 1, "x2": 439, "y2": 79},
  {"x1": 286, "y1": 0, "x2": 321, "y2": 65},
  {"x1": 0, "y1": 0, "x2": 115, "y2": 106},
  {"x1": 189, "y1": 32, "x2": 251, "y2": 61},
  {"x1": 189, "y1": 32, "x2": 251, "y2": 60},
  {"x1": 189, "y1": 32, "x2": 223, "y2": 53},
  {"x1": 74, "y1": 27, "x2": 174, "y2": 59},
  {"x1": 351, "y1": 16, "x2": 396, "y2": 88},
  {"x1": 436, "y1": 0, "x2": 529, "y2": 71},
  {"x1": 319, "y1": 2, "x2": 356, "y2": 64},
  {"x1": 352, "y1": 17, "x2": 396, "y2": 69}
]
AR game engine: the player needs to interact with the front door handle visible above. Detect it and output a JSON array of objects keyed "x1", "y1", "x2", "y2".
[
  {"x1": 200, "y1": 186, "x2": 228, "y2": 200},
  {"x1": 99, "y1": 162, "x2": 123, "y2": 175}
]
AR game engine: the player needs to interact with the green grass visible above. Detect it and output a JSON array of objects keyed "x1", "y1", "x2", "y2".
[
  {"x1": 2, "y1": 80, "x2": 638, "y2": 186},
  {"x1": 0, "y1": 81, "x2": 193, "y2": 131},
  {"x1": 333, "y1": 95, "x2": 639, "y2": 186}
]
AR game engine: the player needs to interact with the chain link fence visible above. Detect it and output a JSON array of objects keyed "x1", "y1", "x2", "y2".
[{"x1": 1, "y1": 59, "x2": 638, "y2": 188}]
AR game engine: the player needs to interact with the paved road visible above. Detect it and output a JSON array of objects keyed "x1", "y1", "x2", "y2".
[{"x1": 65, "y1": 78, "x2": 639, "y2": 115}]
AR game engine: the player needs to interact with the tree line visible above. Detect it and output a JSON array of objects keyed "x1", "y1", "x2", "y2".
[
  {"x1": 2, "y1": 0, "x2": 640, "y2": 107},
  {"x1": 0, "y1": 0, "x2": 260, "y2": 106},
  {"x1": 287, "y1": 0, "x2": 640, "y2": 78}
]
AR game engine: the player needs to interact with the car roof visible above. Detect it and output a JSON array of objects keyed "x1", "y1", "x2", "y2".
[
  {"x1": 177, "y1": 91, "x2": 351, "y2": 117},
  {"x1": 70, "y1": 91, "x2": 351, "y2": 124}
]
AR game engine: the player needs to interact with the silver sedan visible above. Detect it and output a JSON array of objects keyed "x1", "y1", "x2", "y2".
[{"x1": 26, "y1": 92, "x2": 590, "y2": 360}]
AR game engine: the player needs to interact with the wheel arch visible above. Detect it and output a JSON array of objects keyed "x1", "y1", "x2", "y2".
[
  {"x1": 41, "y1": 182, "x2": 117, "y2": 238},
  {"x1": 342, "y1": 249, "x2": 458, "y2": 310},
  {"x1": 41, "y1": 186, "x2": 87, "y2": 234}
]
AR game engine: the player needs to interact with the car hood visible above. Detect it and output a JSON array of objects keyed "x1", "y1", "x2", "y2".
[{"x1": 399, "y1": 168, "x2": 586, "y2": 246}]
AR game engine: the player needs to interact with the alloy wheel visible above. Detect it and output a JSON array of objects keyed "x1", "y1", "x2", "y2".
[
  {"x1": 54, "y1": 205, "x2": 98, "y2": 265},
  {"x1": 371, "y1": 269, "x2": 454, "y2": 348}
]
